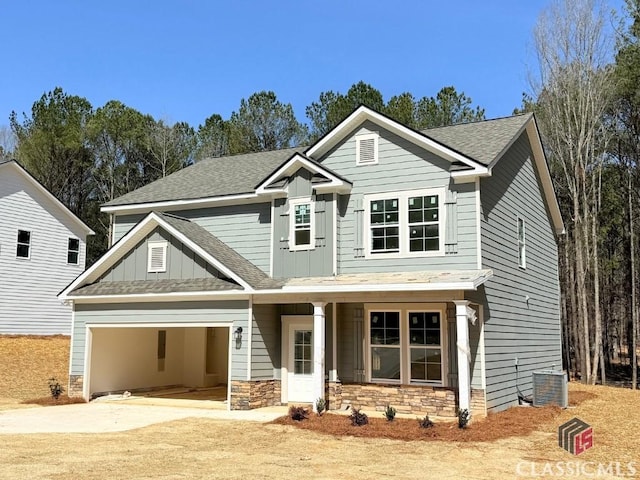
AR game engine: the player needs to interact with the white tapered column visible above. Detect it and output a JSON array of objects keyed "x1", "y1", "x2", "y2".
[
  {"x1": 454, "y1": 300, "x2": 471, "y2": 414},
  {"x1": 312, "y1": 302, "x2": 326, "y2": 411}
]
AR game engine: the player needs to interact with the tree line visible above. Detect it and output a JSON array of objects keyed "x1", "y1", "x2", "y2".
[{"x1": 1, "y1": 0, "x2": 639, "y2": 388}]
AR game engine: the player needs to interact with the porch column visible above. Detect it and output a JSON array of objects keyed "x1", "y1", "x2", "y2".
[
  {"x1": 454, "y1": 300, "x2": 472, "y2": 415},
  {"x1": 312, "y1": 302, "x2": 326, "y2": 412}
]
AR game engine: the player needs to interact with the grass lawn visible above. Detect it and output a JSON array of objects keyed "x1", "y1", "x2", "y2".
[{"x1": 0, "y1": 335, "x2": 638, "y2": 479}]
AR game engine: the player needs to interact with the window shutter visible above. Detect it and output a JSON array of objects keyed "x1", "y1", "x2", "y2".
[
  {"x1": 353, "y1": 195, "x2": 365, "y2": 258},
  {"x1": 315, "y1": 197, "x2": 326, "y2": 247},
  {"x1": 445, "y1": 190, "x2": 458, "y2": 254},
  {"x1": 278, "y1": 199, "x2": 289, "y2": 248}
]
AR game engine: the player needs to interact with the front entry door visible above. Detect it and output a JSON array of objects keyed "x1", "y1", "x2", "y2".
[{"x1": 285, "y1": 318, "x2": 314, "y2": 402}]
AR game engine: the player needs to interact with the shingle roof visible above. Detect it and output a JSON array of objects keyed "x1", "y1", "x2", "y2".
[
  {"x1": 72, "y1": 278, "x2": 241, "y2": 296},
  {"x1": 424, "y1": 114, "x2": 532, "y2": 166},
  {"x1": 103, "y1": 147, "x2": 304, "y2": 207},
  {"x1": 104, "y1": 113, "x2": 533, "y2": 208},
  {"x1": 157, "y1": 213, "x2": 283, "y2": 290}
]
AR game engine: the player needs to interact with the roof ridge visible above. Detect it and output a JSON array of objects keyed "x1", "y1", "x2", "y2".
[{"x1": 424, "y1": 112, "x2": 532, "y2": 132}]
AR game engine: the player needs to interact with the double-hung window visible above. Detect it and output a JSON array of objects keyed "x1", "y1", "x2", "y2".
[
  {"x1": 67, "y1": 238, "x2": 80, "y2": 264},
  {"x1": 289, "y1": 197, "x2": 315, "y2": 250},
  {"x1": 367, "y1": 305, "x2": 445, "y2": 385},
  {"x1": 16, "y1": 230, "x2": 31, "y2": 258},
  {"x1": 365, "y1": 188, "x2": 444, "y2": 257}
]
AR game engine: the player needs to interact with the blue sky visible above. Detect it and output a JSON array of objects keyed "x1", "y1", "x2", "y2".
[{"x1": 0, "y1": 1, "x2": 624, "y2": 130}]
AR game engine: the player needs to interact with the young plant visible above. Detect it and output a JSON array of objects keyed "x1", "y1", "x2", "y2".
[
  {"x1": 288, "y1": 405, "x2": 309, "y2": 421},
  {"x1": 349, "y1": 407, "x2": 369, "y2": 426},
  {"x1": 383, "y1": 404, "x2": 396, "y2": 421},
  {"x1": 418, "y1": 415, "x2": 434, "y2": 429},
  {"x1": 48, "y1": 377, "x2": 64, "y2": 400},
  {"x1": 315, "y1": 397, "x2": 326, "y2": 416},
  {"x1": 457, "y1": 408, "x2": 470, "y2": 429}
]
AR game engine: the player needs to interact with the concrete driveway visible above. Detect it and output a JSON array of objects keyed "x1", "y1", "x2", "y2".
[{"x1": 0, "y1": 401, "x2": 288, "y2": 434}]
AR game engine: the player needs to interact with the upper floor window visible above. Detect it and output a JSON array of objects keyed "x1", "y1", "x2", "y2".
[
  {"x1": 67, "y1": 238, "x2": 80, "y2": 264},
  {"x1": 147, "y1": 241, "x2": 168, "y2": 273},
  {"x1": 356, "y1": 133, "x2": 379, "y2": 165},
  {"x1": 365, "y1": 188, "x2": 444, "y2": 257},
  {"x1": 518, "y1": 217, "x2": 526, "y2": 268},
  {"x1": 289, "y1": 197, "x2": 315, "y2": 251},
  {"x1": 16, "y1": 230, "x2": 31, "y2": 258}
]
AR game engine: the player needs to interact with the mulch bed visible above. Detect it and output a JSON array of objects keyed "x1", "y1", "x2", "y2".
[
  {"x1": 21, "y1": 395, "x2": 86, "y2": 406},
  {"x1": 272, "y1": 388, "x2": 597, "y2": 443}
]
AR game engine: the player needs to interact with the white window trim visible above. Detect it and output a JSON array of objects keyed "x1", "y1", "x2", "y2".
[
  {"x1": 365, "y1": 303, "x2": 448, "y2": 387},
  {"x1": 289, "y1": 197, "x2": 315, "y2": 251},
  {"x1": 16, "y1": 229, "x2": 31, "y2": 260},
  {"x1": 67, "y1": 237, "x2": 80, "y2": 265},
  {"x1": 147, "y1": 241, "x2": 168, "y2": 273},
  {"x1": 363, "y1": 188, "x2": 446, "y2": 259},
  {"x1": 517, "y1": 216, "x2": 526, "y2": 269},
  {"x1": 356, "y1": 132, "x2": 379, "y2": 166}
]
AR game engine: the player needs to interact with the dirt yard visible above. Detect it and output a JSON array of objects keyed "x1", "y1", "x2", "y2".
[{"x1": 0, "y1": 335, "x2": 638, "y2": 479}]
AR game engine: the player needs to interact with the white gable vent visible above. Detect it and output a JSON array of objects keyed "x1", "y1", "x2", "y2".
[
  {"x1": 356, "y1": 133, "x2": 378, "y2": 165},
  {"x1": 147, "y1": 241, "x2": 167, "y2": 273},
  {"x1": 532, "y1": 370, "x2": 568, "y2": 407}
]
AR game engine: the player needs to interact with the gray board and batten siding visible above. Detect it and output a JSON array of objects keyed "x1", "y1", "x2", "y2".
[
  {"x1": 113, "y1": 202, "x2": 272, "y2": 274},
  {"x1": 99, "y1": 227, "x2": 224, "y2": 283},
  {"x1": 319, "y1": 121, "x2": 479, "y2": 274},
  {"x1": 272, "y1": 168, "x2": 334, "y2": 278},
  {"x1": 466, "y1": 131, "x2": 562, "y2": 412},
  {"x1": 71, "y1": 301, "x2": 250, "y2": 381}
]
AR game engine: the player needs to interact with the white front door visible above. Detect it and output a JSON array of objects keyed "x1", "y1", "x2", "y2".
[{"x1": 284, "y1": 318, "x2": 314, "y2": 403}]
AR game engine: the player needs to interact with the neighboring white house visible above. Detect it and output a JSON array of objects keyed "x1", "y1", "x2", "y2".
[{"x1": 0, "y1": 159, "x2": 94, "y2": 335}]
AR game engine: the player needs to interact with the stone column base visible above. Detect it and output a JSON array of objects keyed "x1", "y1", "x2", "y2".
[
  {"x1": 326, "y1": 381, "x2": 342, "y2": 410},
  {"x1": 230, "y1": 380, "x2": 282, "y2": 410},
  {"x1": 68, "y1": 375, "x2": 84, "y2": 397}
]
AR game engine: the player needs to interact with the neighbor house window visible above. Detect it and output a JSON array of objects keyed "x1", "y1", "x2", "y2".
[
  {"x1": 368, "y1": 307, "x2": 444, "y2": 385},
  {"x1": 157, "y1": 330, "x2": 166, "y2": 372},
  {"x1": 289, "y1": 198, "x2": 315, "y2": 250},
  {"x1": 365, "y1": 188, "x2": 444, "y2": 257},
  {"x1": 16, "y1": 230, "x2": 31, "y2": 258},
  {"x1": 356, "y1": 132, "x2": 379, "y2": 165},
  {"x1": 147, "y1": 241, "x2": 168, "y2": 273},
  {"x1": 518, "y1": 217, "x2": 526, "y2": 268},
  {"x1": 67, "y1": 238, "x2": 80, "y2": 264}
]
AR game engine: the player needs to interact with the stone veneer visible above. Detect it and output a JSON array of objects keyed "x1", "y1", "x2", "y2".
[
  {"x1": 325, "y1": 382, "x2": 487, "y2": 418},
  {"x1": 68, "y1": 375, "x2": 84, "y2": 397},
  {"x1": 230, "y1": 380, "x2": 282, "y2": 410}
]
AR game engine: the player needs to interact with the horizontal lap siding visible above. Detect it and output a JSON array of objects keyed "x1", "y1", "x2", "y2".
[
  {"x1": 251, "y1": 304, "x2": 279, "y2": 380},
  {"x1": 477, "y1": 133, "x2": 561, "y2": 413},
  {"x1": 0, "y1": 167, "x2": 87, "y2": 334},
  {"x1": 72, "y1": 301, "x2": 249, "y2": 380},
  {"x1": 176, "y1": 204, "x2": 271, "y2": 274},
  {"x1": 113, "y1": 214, "x2": 145, "y2": 243},
  {"x1": 321, "y1": 121, "x2": 478, "y2": 273}
]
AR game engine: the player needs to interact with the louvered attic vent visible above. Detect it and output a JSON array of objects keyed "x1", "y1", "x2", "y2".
[
  {"x1": 147, "y1": 241, "x2": 167, "y2": 273},
  {"x1": 356, "y1": 133, "x2": 378, "y2": 165}
]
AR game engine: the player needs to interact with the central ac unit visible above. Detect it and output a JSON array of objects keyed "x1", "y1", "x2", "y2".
[{"x1": 532, "y1": 370, "x2": 568, "y2": 408}]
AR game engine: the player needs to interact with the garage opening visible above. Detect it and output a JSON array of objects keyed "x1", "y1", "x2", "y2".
[{"x1": 88, "y1": 326, "x2": 230, "y2": 404}]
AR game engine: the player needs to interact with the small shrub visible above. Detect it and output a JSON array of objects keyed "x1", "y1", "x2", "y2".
[
  {"x1": 457, "y1": 408, "x2": 470, "y2": 429},
  {"x1": 288, "y1": 405, "x2": 309, "y2": 421},
  {"x1": 349, "y1": 407, "x2": 369, "y2": 426},
  {"x1": 315, "y1": 397, "x2": 326, "y2": 416},
  {"x1": 383, "y1": 404, "x2": 396, "y2": 421},
  {"x1": 418, "y1": 415, "x2": 434, "y2": 429},
  {"x1": 48, "y1": 377, "x2": 64, "y2": 400}
]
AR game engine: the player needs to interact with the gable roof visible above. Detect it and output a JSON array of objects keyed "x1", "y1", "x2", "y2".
[
  {"x1": 0, "y1": 159, "x2": 94, "y2": 235},
  {"x1": 60, "y1": 211, "x2": 281, "y2": 299},
  {"x1": 425, "y1": 114, "x2": 532, "y2": 166},
  {"x1": 102, "y1": 147, "x2": 304, "y2": 211},
  {"x1": 255, "y1": 152, "x2": 352, "y2": 195}
]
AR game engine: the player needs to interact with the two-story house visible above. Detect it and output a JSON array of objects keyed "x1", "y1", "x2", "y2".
[
  {"x1": 60, "y1": 107, "x2": 564, "y2": 417},
  {"x1": 0, "y1": 159, "x2": 93, "y2": 335}
]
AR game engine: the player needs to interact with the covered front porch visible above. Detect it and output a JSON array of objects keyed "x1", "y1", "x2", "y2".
[{"x1": 238, "y1": 278, "x2": 489, "y2": 418}]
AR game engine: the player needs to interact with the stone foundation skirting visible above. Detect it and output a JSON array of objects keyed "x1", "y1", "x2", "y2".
[
  {"x1": 68, "y1": 375, "x2": 83, "y2": 397},
  {"x1": 327, "y1": 383, "x2": 487, "y2": 418},
  {"x1": 230, "y1": 380, "x2": 282, "y2": 410}
]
